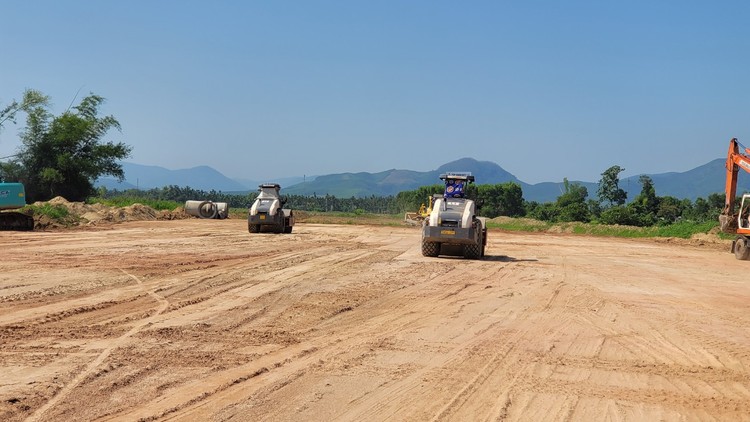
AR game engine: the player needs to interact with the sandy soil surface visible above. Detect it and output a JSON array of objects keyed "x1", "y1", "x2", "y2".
[{"x1": 1, "y1": 219, "x2": 749, "y2": 421}]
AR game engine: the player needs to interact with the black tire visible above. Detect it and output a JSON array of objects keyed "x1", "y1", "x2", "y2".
[
  {"x1": 734, "y1": 237, "x2": 750, "y2": 260},
  {"x1": 248, "y1": 223, "x2": 259, "y2": 233},
  {"x1": 284, "y1": 226, "x2": 293, "y2": 234},
  {"x1": 422, "y1": 240, "x2": 440, "y2": 257},
  {"x1": 464, "y1": 243, "x2": 481, "y2": 259}
]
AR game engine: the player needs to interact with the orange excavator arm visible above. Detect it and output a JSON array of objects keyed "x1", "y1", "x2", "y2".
[{"x1": 720, "y1": 138, "x2": 750, "y2": 233}]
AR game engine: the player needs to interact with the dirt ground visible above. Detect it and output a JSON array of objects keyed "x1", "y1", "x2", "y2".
[{"x1": 1, "y1": 218, "x2": 749, "y2": 421}]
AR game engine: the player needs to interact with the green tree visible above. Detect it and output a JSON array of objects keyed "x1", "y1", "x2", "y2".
[
  {"x1": 0, "y1": 89, "x2": 49, "y2": 132},
  {"x1": 684, "y1": 197, "x2": 709, "y2": 222},
  {"x1": 597, "y1": 165, "x2": 627, "y2": 207},
  {"x1": 527, "y1": 201, "x2": 558, "y2": 221},
  {"x1": 656, "y1": 196, "x2": 683, "y2": 223},
  {"x1": 629, "y1": 175, "x2": 658, "y2": 225},
  {"x1": 0, "y1": 90, "x2": 50, "y2": 182},
  {"x1": 706, "y1": 192, "x2": 725, "y2": 211},
  {"x1": 0, "y1": 160, "x2": 25, "y2": 182},
  {"x1": 587, "y1": 199, "x2": 602, "y2": 220},
  {"x1": 476, "y1": 182, "x2": 525, "y2": 218},
  {"x1": 498, "y1": 182, "x2": 525, "y2": 217},
  {"x1": 395, "y1": 184, "x2": 443, "y2": 213},
  {"x1": 556, "y1": 178, "x2": 590, "y2": 222},
  {"x1": 599, "y1": 205, "x2": 642, "y2": 226},
  {"x1": 17, "y1": 92, "x2": 132, "y2": 202},
  {"x1": 632, "y1": 175, "x2": 658, "y2": 214}
]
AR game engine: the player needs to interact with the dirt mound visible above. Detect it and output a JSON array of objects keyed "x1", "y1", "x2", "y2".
[{"x1": 33, "y1": 197, "x2": 189, "y2": 229}]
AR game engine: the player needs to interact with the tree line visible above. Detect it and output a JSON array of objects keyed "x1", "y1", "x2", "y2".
[
  {"x1": 524, "y1": 171, "x2": 724, "y2": 226},
  {"x1": 96, "y1": 167, "x2": 725, "y2": 228},
  {"x1": 1, "y1": 89, "x2": 726, "y2": 227},
  {"x1": 96, "y1": 185, "x2": 402, "y2": 214}
]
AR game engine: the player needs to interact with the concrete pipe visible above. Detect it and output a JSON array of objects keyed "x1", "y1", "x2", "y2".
[
  {"x1": 215, "y1": 202, "x2": 229, "y2": 219},
  {"x1": 185, "y1": 200, "x2": 218, "y2": 219}
]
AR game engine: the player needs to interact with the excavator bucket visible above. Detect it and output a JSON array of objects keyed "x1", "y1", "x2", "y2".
[{"x1": 719, "y1": 214, "x2": 738, "y2": 234}]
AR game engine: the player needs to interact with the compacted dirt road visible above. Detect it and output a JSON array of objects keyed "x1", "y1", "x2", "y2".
[{"x1": 1, "y1": 219, "x2": 749, "y2": 421}]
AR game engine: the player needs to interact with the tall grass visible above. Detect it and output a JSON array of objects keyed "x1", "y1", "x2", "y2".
[
  {"x1": 24, "y1": 203, "x2": 80, "y2": 226},
  {"x1": 485, "y1": 219, "x2": 553, "y2": 232},
  {"x1": 25, "y1": 203, "x2": 70, "y2": 219},
  {"x1": 490, "y1": 218, "x2": 720, "y2": 239}
]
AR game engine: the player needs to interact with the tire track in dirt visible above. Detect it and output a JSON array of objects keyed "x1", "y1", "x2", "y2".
[
  {"x1": 114, "y1": 255, "x2": 457, "y2": 421},
  {"x1": 490, "y1": 244, "x2": 750, "y2": 420},
  {"x1": 93, "y1": 247, "x2": 398, "y2": 421},
  {"x1": 418, "y1": 263, "x2": 579, "y2": 422},
  {"x1": 4, "y1": 223, "x2": 749, "y2": 421},
  {"x1": 25, "y1": 269, "x2": 169, "y2": 422},
  {"x1": 288, "y1": 260, "x2": 543, "y2": 421}
]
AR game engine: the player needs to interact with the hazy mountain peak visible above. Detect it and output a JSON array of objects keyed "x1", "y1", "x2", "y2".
[{"x1": 436, "y1": 157, "x2": 521, "y2": 183}]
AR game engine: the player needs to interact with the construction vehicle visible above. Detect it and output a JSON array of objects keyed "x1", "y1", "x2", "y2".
[
  {"x1": 720, "y1": 137, "x2": 750, "y2": 260},
  {"x1": 404, "y1": 196, "x2": 433, "y2": 225},
  {"x1": 0, "y1": 182, "x2": 34, "y2": 230},
  {"x1": 248, "y1": 183, "x2": 294, "y2": 234},
  {"x1": 421, "y1": 172, "x2": 486, "y2": 259}
]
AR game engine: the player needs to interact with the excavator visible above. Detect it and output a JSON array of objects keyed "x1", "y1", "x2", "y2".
[
  {"x1": 0, "y1": 182, "x2": 34, "y2": 230},
  {"x1": 719, "y1": 137, "x2": 750, "y2": 260}
]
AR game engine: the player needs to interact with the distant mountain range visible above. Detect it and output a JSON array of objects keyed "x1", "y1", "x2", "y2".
[
  {"x1": 96, "y1": 163, "x2": 308, "y2": 193},
  {"x1": 96, "y1": 158, "x2": 750, "y2": 202}
]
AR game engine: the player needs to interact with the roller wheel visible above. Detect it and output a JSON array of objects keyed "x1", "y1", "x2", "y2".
[
  {"x1": 422, "y1": 240, "x2": 439, "y2": 257},
  {"x1": 734, "y1": 237, "x2": 750, "y2": 260},
  {"x1": 464, "y1": 243, "x2": 481, "y2": 259},
  {"x1": 248, "y1": 223, "x2": 260, "y2": 233}
]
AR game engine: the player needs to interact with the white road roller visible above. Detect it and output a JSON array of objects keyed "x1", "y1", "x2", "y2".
[
  {"x1": 248, "y1": 183, "x2": 294, "y2": 233},
  {"x1": 421, "y1": 172, "x2": 486, "y2": 259}
]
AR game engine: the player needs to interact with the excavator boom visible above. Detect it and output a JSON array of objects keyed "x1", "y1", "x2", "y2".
[
  {"x1": 720, "y1": 138, "x2": 750, "y2": 260},
  {"x1": 720, "y1": 138, "x2": 750, "y2": 234}
]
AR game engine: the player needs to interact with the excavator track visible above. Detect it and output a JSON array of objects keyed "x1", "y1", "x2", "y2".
[{"x1": 0, "y1": 212, "x2": 35, "y2": 231}]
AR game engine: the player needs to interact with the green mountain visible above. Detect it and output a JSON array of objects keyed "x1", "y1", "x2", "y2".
[
  {"x1": 624, "y1": 158, "x2": 749, "y2": 201},
  {"x1": 97, "y1": 162, "x2": 247, "y2": 192},
  {"x1": 282, "y1": 158, "x2": 520, "y2": 197},
  {"x1": 283, "y1": 157, "x2": 745, "y2": 202},
  {"x1": 97, "y1": 157, "x2": 748, "y2": 203}
]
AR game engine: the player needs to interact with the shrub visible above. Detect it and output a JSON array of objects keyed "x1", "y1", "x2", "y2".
[{"x1": 599, "y1": 206, "x2": 642, "y2": 226}]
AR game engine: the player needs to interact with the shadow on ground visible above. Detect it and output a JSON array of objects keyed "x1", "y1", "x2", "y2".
[{"x1": 482, "y1": 255, "x2": 538, "y2": 262}]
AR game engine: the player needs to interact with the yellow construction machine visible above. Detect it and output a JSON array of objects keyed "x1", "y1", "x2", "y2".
[{"x1": 404, "y1": 196, "x2": 433, "y2": 225}]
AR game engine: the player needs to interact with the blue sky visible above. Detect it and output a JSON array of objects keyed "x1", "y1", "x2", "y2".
[{"x1": 1, "y1": 1, "x2": 748, "y2": 184}]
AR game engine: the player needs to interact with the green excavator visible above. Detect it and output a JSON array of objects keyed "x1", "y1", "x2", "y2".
[{"x1": 0, "y1": 182, "x2": 34, "y2": 230}]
